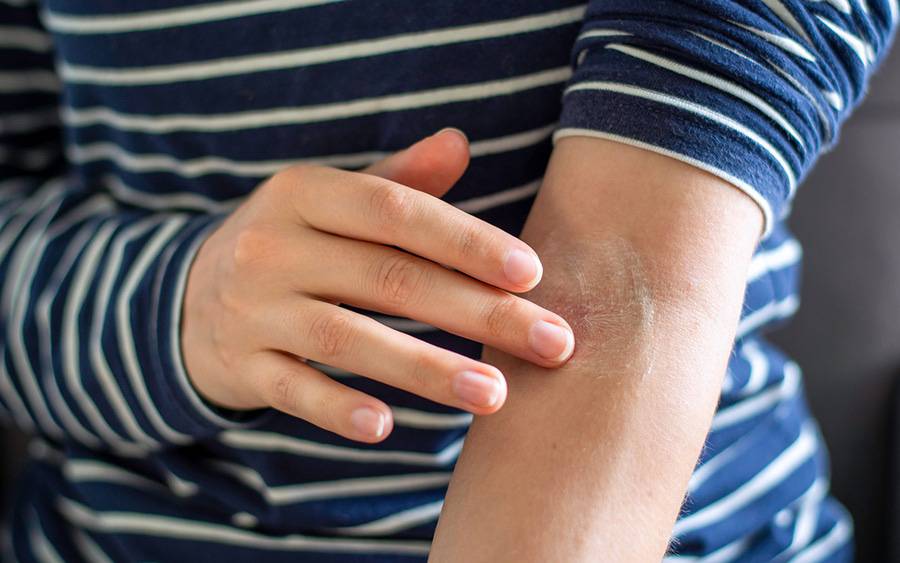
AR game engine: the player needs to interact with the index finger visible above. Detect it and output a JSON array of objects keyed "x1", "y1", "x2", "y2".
[{"x1": 285, "y1": 165, "x2": 543, "y2": 293}]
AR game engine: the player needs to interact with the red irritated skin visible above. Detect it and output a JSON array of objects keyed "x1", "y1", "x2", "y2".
[
  {"x1": 181, "y1": 128, "x2": 576, "y2": 443},
  {"x1": 430, "y1": 135, "x2": 763, "y2": 562}
]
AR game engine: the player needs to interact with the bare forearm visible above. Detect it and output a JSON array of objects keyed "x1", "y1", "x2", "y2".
[{"x1": 429, "y1": 137, "x2": 763, "y2": 561}]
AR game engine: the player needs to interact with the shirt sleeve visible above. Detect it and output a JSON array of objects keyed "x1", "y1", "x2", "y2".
[
  {"x1": 554, "y1": 0, "x2": 898, "y2": 236},
  {"x1": 0, "y1": 1, "x2": 265, "y2": 454}
]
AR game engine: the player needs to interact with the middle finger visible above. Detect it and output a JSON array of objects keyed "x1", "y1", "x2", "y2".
[{"x1": 297, "y1": 231, "x2": 575, "y2": 367}]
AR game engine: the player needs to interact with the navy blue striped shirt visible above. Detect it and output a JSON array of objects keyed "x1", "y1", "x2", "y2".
[{"x1": 0, "y1": 0, "x2": 895, "y2": 560}]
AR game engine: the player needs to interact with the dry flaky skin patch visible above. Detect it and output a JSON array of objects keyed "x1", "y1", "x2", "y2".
[{"x1": 533, "y1": 232, "x2": 657, "y2": 380}]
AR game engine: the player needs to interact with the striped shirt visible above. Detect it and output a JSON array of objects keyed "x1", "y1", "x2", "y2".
[{"x1": 0, "y1": 0, "x2": 895, "y2": 561}]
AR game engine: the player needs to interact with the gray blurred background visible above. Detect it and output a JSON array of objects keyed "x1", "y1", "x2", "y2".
[{"x1": 1, "y1": 52, "x2": 899, "y2": 562}]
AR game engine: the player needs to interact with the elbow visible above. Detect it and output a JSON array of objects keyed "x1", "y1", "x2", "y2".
[
  {"x1": 526, "y1": 234, "x2": 660, "y2": 379},
  {"x1": 523, "y1": 230, "x2": 737, "y2": 386}
]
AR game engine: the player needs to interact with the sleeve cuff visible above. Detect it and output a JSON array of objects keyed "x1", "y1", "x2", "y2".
[{"x1": 555, "y1": 42, "x2": 803, "y2": 238}]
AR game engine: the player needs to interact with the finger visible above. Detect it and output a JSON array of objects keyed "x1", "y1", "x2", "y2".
[
  {"x1": 288, "y1": 165, "x2": 543, "y2": 293},
  {"x1": 265, "y1": 300, "x2": 508, "y2": 415},
  {"x1": 296, "y1": 231, "x2": 574, "y2": 367},
  {"x1": 362, "y1": 128, "x2": 470, "y2": 198},
  {"x1": 253, "y1": 350, "x2": 394, "y2": 443}
]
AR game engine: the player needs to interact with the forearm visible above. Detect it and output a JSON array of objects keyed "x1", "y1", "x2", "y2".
[{"x1": 429, "y1": 137, "x2": 762, "y2": 561}]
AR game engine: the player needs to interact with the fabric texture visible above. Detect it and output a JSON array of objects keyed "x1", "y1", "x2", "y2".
[{"x1": 0, "y1": 0, "x2": 895, "y2": 560}]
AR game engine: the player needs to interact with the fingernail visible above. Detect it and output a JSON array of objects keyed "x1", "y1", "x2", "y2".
[
  {"x1": 529, "y1": 320, "x2": 575, "y2": 362},
  {"x1": 452, "y1": 370, "x2": 502, "y2": 409},
  {"x1": 503, "y1": 248, "x2": 543, "y2": 288},
  {"x1": 350, "y1": 406, "x2": 386, "y2": 439},
  {"x1": 434, "y1": 127, "x2": 468, "y2": 143}
]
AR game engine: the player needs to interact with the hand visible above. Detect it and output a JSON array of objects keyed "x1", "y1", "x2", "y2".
[{"x1": 182, "y1": 129, "x2": 575, "y2": 442}]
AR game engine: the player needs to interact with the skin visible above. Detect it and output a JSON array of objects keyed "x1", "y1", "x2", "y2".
[
  {"x1": 536, "y1": 234, "x2": 656, "y2": 378},
  {"x1": 429, "y1": 135, "x2": 764, "y2": 561},
  {"x1": 181, "y1": 129, "x2": 575, "y2": 443}
]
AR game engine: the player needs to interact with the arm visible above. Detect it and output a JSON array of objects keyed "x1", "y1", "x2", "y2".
[
  {"x1": 429, "y1": 135, "x2": 761, "y2": 561},
  {"x1": 0, "y1": 2, "x2": 230, "y2": 452},
  {"x1": 431, "y1": 0, "x2": 897, "y2": 559}
]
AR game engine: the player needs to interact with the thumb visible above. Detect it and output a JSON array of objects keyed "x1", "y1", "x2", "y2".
[{"x1": 362, "y1": 127, "x2": 470, "y2": 198}]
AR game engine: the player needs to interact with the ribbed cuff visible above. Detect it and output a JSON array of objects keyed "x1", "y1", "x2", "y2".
[{"x1": 555, "y1": 44, "x2": 802, "y2": 238}]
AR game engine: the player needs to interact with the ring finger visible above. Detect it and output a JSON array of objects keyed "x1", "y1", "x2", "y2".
[
  {"x1": 264, "y1": 299, "x2": 508, "y2": 415},
  {"x1": 251, "y1": 350, "x2": 394, "y2": 443}
]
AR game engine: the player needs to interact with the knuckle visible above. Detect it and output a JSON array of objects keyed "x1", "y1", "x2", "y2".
[
  {"x1": 268, "y1": 370, "x2": 300, "y2": 412},
  {"x1": 407, "y1": 348, "x2": 441, "y2": 393},
  {"x1": 482, "y1": 291, "x2": 521, "y2": 338},
  {"x1": 273, "y1": 163, "x2": 313, "y2": 191},
  {"x1": 309, "y1": 310, "x2": 355, "y2": 359},
  {"x1": 369, "y1": 181, "x2": 414, "y2": 230},
  {"x1": 454, "y1": 221, "x2": 487, "y2": 262},
  {"x1": 232, "y1": 226, "x2": 280, "y2": 269},
  {"x1": 267, "y1": 163, "x2": 319, "y2": 217},
  {"x1": 372, "y1": 254, "x2": 430, "y2": 307},
  {"x1": 281, "y1": 162, "x2": 311, "y2": 180},
  {"x1": 259, "y1": 169, "x2": 291, "y2": 202}
]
